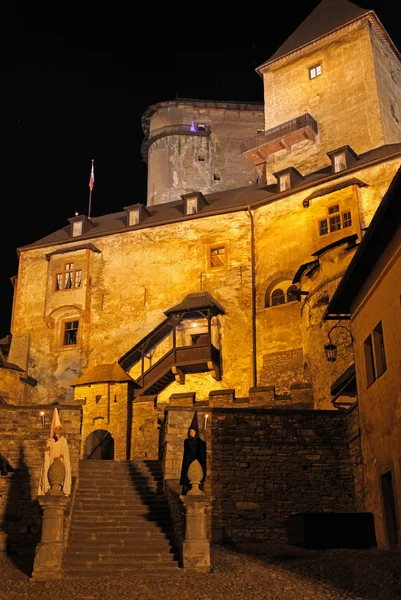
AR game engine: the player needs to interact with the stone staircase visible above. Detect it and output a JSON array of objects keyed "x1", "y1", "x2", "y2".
[{"x1": 63, "y1": 459, "x2": 181, "y2": 577}]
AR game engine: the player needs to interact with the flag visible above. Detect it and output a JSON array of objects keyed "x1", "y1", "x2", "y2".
[{"x1": 89, "y1": 160, "x2": 95, "y2": 191}]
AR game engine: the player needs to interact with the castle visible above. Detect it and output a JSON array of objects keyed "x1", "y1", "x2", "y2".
[{"x1": 1, "y1": 0, "x2": 400, "y2": 552}]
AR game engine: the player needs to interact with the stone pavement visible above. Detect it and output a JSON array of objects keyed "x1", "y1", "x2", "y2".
[{"x1": 0, "y1": 542, "x2": 400, "y2": 600}]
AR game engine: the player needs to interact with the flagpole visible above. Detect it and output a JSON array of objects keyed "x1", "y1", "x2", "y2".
[
  {"x1": 88, "y1": 159, "x2": 94, "y2": 218},
  {"x1": 88, "y1": 188, "x2": 92, "y2": 219}
]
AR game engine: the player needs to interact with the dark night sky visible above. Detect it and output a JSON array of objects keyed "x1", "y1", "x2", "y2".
[{"x1": 2, "y1": 1, "x2": 400, "y2": 337}]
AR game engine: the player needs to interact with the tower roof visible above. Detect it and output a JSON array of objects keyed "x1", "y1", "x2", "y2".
[{"x1": 257, "y1": 0, "x2": 373, "y2": 71}]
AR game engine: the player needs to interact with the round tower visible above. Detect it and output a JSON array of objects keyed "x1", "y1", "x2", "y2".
[{"x1": 141, "y1": 99, "x2": 264, "y2": 206}]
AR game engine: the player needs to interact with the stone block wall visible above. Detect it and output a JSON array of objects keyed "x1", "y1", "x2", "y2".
[
  {"x1": 0, "y1": 404, "x2": 81, "y2": 560},
  {"x1": 163, "y1": 405, "x2": 356, "y2": 545}
]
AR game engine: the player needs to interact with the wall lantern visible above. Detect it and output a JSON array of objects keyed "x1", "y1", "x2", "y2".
[
  {"x1": 39, "y1": 410, "x2": 46, "y2": 429},
  {"x1": 324, "y1": 324, "x2": 354, "y2": 362}
]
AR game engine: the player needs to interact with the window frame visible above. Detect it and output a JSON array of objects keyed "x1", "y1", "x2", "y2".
[
  {"x1": 364, "y1": 321, "x2": 387, "y2": 387},
  {"x1": 72, "y1": 221, "x2": 83, "y2": 237},
  {"x1": 61, "y1": 319, "x2": 80, "y2": 347},
  {"x1": 55, "y1": 262, "x2": 82, "y2": 291},
  {"x1": 309, "y1": 63, "x2": 322, "y2": 79},
  {"x1": 318, "y1": 204, "x2": 352, "y2": 237},
  {"x1": 279, "y1": 173, "x2": 291, "y2": 192},
  {"x1": 209, "y1": 245, "x2": 226, "y2": 268},
  {"x1": 128, "y1": 209, "x2": 140, "y2": 226}
]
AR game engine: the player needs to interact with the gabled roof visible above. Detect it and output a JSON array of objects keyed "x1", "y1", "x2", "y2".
[
  {"x1": 257, "y1": 0, "x2": 373, "y2": 71},
  {"x1": 164, "y1": 292, "x2": 225, "y2": 316},
  {"x1": 71, "y1": 363, "x2": 137, "y2": 387}
]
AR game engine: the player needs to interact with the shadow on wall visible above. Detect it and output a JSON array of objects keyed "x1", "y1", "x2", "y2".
[{"x1": 4, "y1": 446, "x2": 42, "y2": 575}]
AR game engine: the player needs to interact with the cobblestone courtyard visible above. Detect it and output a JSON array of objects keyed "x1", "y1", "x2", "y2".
[{"x1": 0, "y1": 543, "x2": 400, "y2": 600}]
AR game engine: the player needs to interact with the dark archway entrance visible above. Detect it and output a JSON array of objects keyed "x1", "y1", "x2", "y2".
[{"x1": 84, "y1": 429, "x2": 114, "y2": 460}]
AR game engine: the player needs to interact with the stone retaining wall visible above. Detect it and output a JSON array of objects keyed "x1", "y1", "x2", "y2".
[
  {"x1": 164, "y1": 406, "x2": 357, "y2": 544},
  {"x1": 0, "y1": 404, "x2": 81, "y2": 560}
]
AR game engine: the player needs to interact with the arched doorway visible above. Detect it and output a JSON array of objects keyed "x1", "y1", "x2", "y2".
[{"x1": 84, "y1": 429, "x2": 114, "y2": 460}]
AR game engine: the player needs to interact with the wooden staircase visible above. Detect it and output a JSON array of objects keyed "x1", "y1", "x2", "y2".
[{"x1": 63, "y1": 460, "x2": 181, "y2": 577}]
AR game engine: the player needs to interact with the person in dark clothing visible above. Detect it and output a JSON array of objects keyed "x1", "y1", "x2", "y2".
[{"x1": 179, "y1": 412, "x2": 207, "y2": 495}]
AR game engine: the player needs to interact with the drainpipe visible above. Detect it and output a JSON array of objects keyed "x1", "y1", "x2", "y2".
[{"x1": 246, "y1": 207, "x2": 257, "y2": 388}]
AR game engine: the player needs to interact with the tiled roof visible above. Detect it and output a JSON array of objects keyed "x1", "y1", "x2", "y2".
[
  {"x1": 257, "y1": 0, "x2": 371, "y2": 70},
  {"x1": 18, "y1": 143, "x2": 401, "y2": 252},
  {"x1": 164, "y1": 292, "x2": 225, "y2": 316},
  {"x1": 71, "y1": 363, "x2": 137, "y2": 387}
]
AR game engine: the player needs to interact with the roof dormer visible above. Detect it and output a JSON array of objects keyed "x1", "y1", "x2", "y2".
[
  {"x1": 68, "y1": 215, "x2": 95, "y2": 238},
  {"x1": 123, "y1": 204, "x2": 151, "y2": 226},
  {"x1": 181, "y1": 191, "x2": 208, "y2": 215},
  {"x1": 273, "y1": 166, "x2": 305, "y2": 192},
  {"x1": 327, "y1": 145, "x2": 360, "y2": 174}
]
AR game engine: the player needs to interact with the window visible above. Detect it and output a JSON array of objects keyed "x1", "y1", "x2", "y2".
[
  {"x1": 271, "y1": 289, "x2": 285, "y2": 306},
  {"x1": 309, "y1": 64, "x2": 321, "y2": 79},
  {"x1": 197, "y1": 123, "x2": 206, "y2": 131},
  {"x1": 55, "y1": 263, "x2": 82, "y2": 291},
  {"x1": 287, "y1": 285, "x2": 298, "y2": 303},
  {"x1": 72, "y1": 221, "x2": 83, "y2": 237},
  {"x1": 279, "y1": 173, "x2": 291, "y2": 192},
  {"x1": 342, "y1": 211, "x2": 352, "y2": 228},
  {"x1": 186, "y1": 198, "x2": 198, "y2": 215},
  {"x1": 364, "y1": 321, "x2": 387, "y2": 386},
  {"x1": 213, "y1": 174, "x2": 220, "y2": 181},
  {"x1": 333, "y1": 152, "x2": 347, "y2": 173},
  {"x1": 63, "y1": 320, "x2": 79, "y2": 346},
  {"x1": 128, "y1": 209, "x2": 139, "y2": 226},
  {"x1": 210, "y1": 245, "x2": 226, "y2": 268},
  {"x1": 197, "y1": 154, "x2": 205, "y2": 162},
  {"x1": 319, "y1": 205, "x2": 351, "y2": 236}
]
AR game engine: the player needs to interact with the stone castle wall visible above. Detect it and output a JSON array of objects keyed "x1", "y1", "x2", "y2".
[{"x1": 0, "y1": 404, "x2": 81, "y2": 560}]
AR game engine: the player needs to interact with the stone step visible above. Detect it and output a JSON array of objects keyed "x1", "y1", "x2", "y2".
[
  {"x1": 64, "y1": 552, "x2": 176, "y2": 564},
  {"x1": 62, "y1": 564, "x2": 181, "y2": 577},
  {"x1": 69, "y1": 529, "x2": 172, "y2": 539},
  {"x1": 73, "y1": 501, "x2": 169, "y2": 510},
  {"x1": 68, "y1": 540, "x2": 173, "y2": 557}
]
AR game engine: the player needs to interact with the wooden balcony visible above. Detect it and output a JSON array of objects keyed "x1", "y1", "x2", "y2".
[
  {"x1": 134, "y1": 341, "x2": 221, "y2": 396},
  {"x1": 241, "y1": 113, "x2": 318, "y2": 167}
]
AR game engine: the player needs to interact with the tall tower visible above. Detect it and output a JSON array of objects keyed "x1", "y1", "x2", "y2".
[
  {"x1": 141, "y1": 99, "x2": 264, "y2": 206},
  {"x1": 242, "y1": 0, "x2": 401, "y2": 183}
]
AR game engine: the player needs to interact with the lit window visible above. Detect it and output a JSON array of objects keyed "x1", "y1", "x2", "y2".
[
  {"x1": 364, "y1": 321, "x2": 387, "y2": 386},
  {"x1": 197, "y1": 123, "x2": 206, "y2": 131},
  {"x1": 186, "y1": 198, "x2": 198, "y2": 215},
  {"x1": 271, "y1": 289, "x2": 285, "y2": 306},
  {"x1": 333, "y1": 153, "x2": 347, "y2": 173},
  {"x1": 210, "y1": 246, "x2": 226, "y2": 268},
  {"x1": 72, "y1": 221, "x2": 83, "y2": 237},
  {"x1": 63, "y1": 320, "x2": 79, "y2": 346},
  {"x1": 55, "y1": 263, "x2": 82, "y2": 291},
  {"x1": 128, "y1": 210, "x2": 139, "y2": 226},
  {"x1": 309, "y1": 64, "x2": 322, "y2": 79},
  {"x1": 279, "y1": 173, "x2": 291, "y2": 192},
  {"x1": 319, "y1": 205, "x2": 351, "y2": 236},
  {"x1": 342, "y1": 211, "x2": 352, "y2": 228}
]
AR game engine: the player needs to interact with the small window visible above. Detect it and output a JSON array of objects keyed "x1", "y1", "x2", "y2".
[
  {"x1": 309, "y1": 64, "x2": 322, "y2": 79},
  {"x1": 197, "y1": 123, "x2": 206, "y2": 131},
  {"x1": 186, "y1": 198, "x2": 198, "y2": 215},
  {"x1": 319, "y1": 219, "x2": 328, "y2": 236},
  {"x1": 72, "y1": 221, "x2": 83, "y2": 237},
  {"x1": 279, "y1": 173, "x2": 291, "y2": 192},
  {"x1": 329, "y1": 214, "x2": 341, "y2": 232},
  {"x1": 128, "y1": 209, "x2": 140, "y2": 226},
  {"x1": 210, "y1": 245, "x2": 226, "y2": 268},
  {"x1": 63, "y1": 320, "x2": 79, "y2": 346},
  {"x1": 213, "y1": 174, "x2": 220, "y2": 181},
  {"x1": 56, "y1": 263, "x2": 82, "y2": 291},
  {"x1": 328, "y1": 204, "x2": 339, "y2": 215},
  {"x1": 342, "y1": 211, "x2": 352, "y2": 228},
  {"x1": 197, "y1": 154, "x2": 205, "y2": 162},
  {"x1": 364, "y1": 321, "x2": 387, "y2": 386},
  {"x1": 257, "y1": 128, "x2": 264, "y2": 134},
  {"x1": 333, "y1": 153, "x2": 347, "y2": 173},
  {"x1": 287, "y1": 285, "x2": 298, "y2": 303},
  {"x1": 271, "y1": 289, "x2": 285, "y2": 306}
]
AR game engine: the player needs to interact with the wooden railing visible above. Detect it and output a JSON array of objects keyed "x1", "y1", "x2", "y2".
[{"x1": 240, "y1": 113, "x2": 318, "y2": 154}]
